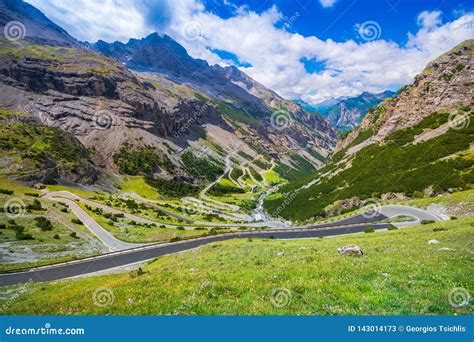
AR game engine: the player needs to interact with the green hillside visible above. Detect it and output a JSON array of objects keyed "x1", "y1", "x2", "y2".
[
  {"x1": 0, "y1": 111, "x2": 97, "y2": 184},
  {"x1": 1, "y1": 217, "x2": 472, "y2": 315},
  {"x1": 264, "y1": 110, "x2": 473, "y2": 221}
]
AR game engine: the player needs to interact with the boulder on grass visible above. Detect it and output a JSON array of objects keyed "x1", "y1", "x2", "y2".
[{"x1": 337, "y1": 245, "x2": 363, "y2": 257}]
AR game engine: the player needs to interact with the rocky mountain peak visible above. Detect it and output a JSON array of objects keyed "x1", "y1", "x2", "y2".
[{"x1": 0, "y1": 0, "x2": 81, "y2": 48}]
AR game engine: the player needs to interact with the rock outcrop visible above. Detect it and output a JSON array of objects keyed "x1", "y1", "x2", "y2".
[{"x1": 336, "y1": 40, "x2": 473, "y2": 153}]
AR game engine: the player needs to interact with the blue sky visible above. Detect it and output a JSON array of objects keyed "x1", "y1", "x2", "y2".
[
  {"x1": 27, "y1": 0, "x2": 473, "y2": 103},
  {"x1": 201, "y1": 0, "x2": 470, "y2": 42}
]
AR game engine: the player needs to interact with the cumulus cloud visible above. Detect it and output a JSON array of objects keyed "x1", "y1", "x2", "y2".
[
  {"x1": 319, "y1": 0, "x2": 338, "y2": 8},
  {"x1": 26, "y1": 1, "x2": 473, "y2": 104},
  {"x1": 167, "y1": 7, "x2": 472, "y2": 103},
  {"x1": 28, "y1": 0, "x2": 152, "y2": 42},
  {"x1": 417, "y1": 10, "x2": 443, "y2": 29}
]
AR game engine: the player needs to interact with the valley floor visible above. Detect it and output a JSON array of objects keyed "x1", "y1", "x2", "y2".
[{"x1": 0, "y1": 217, "x2": 472, "y2": 315}]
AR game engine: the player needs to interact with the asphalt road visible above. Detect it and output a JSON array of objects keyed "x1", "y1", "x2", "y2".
[
  {"x1": 2, "y1": 191, "x2": 442, "y2": 287},
  {"x1": 43, "y1": 193, "x2": 140, "y2": 251},
  {"x1": 0, "y1": 221, "x2": 392, "y2": 286}
]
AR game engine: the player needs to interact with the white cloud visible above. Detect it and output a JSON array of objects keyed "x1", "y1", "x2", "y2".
[
  {"x1": 167, "y1": 7, "x2": 472, "y2": 103},
  {"x1": 319, "y1": 0, "x2": 338, "y2": 8},
  {"x1": 417, "y1": 10, "x2": 442, "y2": 29},
  {"x1": 25, "y1": 1, "x2": 473, "y2": 104},
  {"x1": 27, "y1": 0, "x2": 152, "y2": 42}
]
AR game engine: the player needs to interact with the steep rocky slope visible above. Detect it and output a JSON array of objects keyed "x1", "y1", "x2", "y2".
[
  {"x1": 336, "y1": 40, "x2": 473, "y2": 154},
  {"x1": 264, "y1": 40, "x2": 473, "y2": 221},
  {"x1": 0, "y1": 0, "x2": 81, "y2": 48},
  {"x1": 0, "y1": 1, "x2": 336, "y2": 187},
  {"x1": 93, "y1": 33, "x2": 336, "y2": 156},
  {"x1": 0, "y1": 40, "x2": 223, "y2": 170}
]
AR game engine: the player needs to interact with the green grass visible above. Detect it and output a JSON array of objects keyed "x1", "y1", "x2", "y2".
[
  {"x1": 293, "y1": 189, "x2": 474, "y2": 226},
  {"x1": 217, "y1": 101, "x2": 261, "y2": 126},
  {"x1": 208, "y1": 192, "x2": 258, "y2": 213},
  {"x1": 145, "y1": 176, "x2": 200, "y2": 198},
  {"x1": 0, "y1": 119, "x2": 95, "y2": 182},
  {"x1": 82, "y1": 208, "x2": 203, "y2": 243},
  {"x1": 393, "y1": 189, "x2": 474, "y2": 211},
  {"x1": 113, "y1": 143, "x2": 172, "y2": 176},
  {"x1": 181, "y1": 152, "x2": 224, "y2": 181},
  {"x1": 121, "y1": 176, "x2": 159, "y2": 200},
  {"x1": 208, "y1": 180, "x2": 245, "y2": 197},
  {"x1": 0, "y1": 177, "x2": 42, "y2": 196},
  {"x1": 262, "y1": 170, "x2": 283, "y2": 185},
  {"x1": 1, "y1": 217, "x2": 472, "y2": 315},
  {"x1": 382, "y1": 215, "x2": 417, "y2": 223},
  {"x1": 0, "y1": 40, "x2": 121, "y2": 75},
  {"x1": 0, "y1": 109, "x2": 32, "y2": 117},
  {"x1": 0, "y1": 194, "x2": 103, "y2": 272},
  {"x1": 45, "y1": 185, "x2": 100, "y2": 199}
]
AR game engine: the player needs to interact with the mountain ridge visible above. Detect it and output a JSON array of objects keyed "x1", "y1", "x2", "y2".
[
  {"x1": 297, "y1": 91, "x2": 396, "y2": 132},
  {"x1": 0, "y1": 0, "x2": 336, "y2": 188},
  {"x1": 0, "y1": 0, "x2": 81, "y2": 48}
]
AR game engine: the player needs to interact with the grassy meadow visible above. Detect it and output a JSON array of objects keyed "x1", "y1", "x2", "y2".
[{"x1": 1, "y1": 217, "x2": 472, "y2": 315}]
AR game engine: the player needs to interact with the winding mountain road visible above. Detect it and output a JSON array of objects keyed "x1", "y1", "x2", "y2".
[
  {"x1": 43, "y1": 192, "x2": 141, "y2": 251},
  {"x1": 0, "y1": 192, "x2": 445, "y2": 286},
  {"x1": 0, "y1": 222, "x2": 395, "y2": 286},
  {"x1": 199, "y1": 154, "x2": 240, "y2": 212}
]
